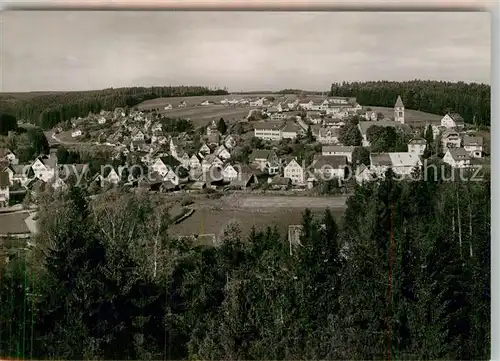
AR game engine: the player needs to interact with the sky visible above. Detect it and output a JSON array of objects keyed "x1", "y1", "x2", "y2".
[{"x1": 0, "y1": 11, "x2": 491, "y2": 92}]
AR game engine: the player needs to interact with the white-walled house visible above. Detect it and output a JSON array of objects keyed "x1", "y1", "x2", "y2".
[
  {"x1": 370, "y1": 152, "x2": 422, "y2": 177},
  {"x1": 199, "y1": 143, "x2": 211, "y2": 155},
  {"x1": 408, "y1": 138, "x2": 427, "y2": 155},
  {"x1": 284, "y1": 158, "x2": 305, "y2": 185},
  {"x1": 388, "y1": 152, "x2": 422, "y2": 176},
  {"x1": 322, "y1": 145, "x2": 354, "y2": 163},
  {"x1": 318, "y1": 128, "x2": 340, "y2": 144},
  {"x1": 441, "y1": 129, "x2": 461, "y2": 151},
  {"x1": 215, "y1": 145, "x2": 231, "y2": 161},
  {"x1": 71, "y1": 130, "x2": 82, "y2": 138},
  {"x1": 443, "y1": 148, "x2": 472, "y2": 168},
  {"x1": 310, "y1": 155, "x2": 347, "y2": 181},
  {"x1": 463, "y1": 136, "x2": 483, "y2": 158},
  {"x1": 151, "y1": 158, "x2": 169, "y2": 177},
  {"x1": 222, "y1": 164, "x2": 239, "y2": 182},
  {"x1": 131, "y1": 129, "x2": 145, "y2": 142},
  {"x1": 32, "y1": 156, "x2": 57, "y2": 182},
  {"x1": 190, "y1": 154, "x2": 203, "y2": 169},
  {"x1": 441, "y1": 113, "x2": 465, "y2": 129},
  {"x1": 98, "y1": 117, "x2": 107, "y2": 125}
]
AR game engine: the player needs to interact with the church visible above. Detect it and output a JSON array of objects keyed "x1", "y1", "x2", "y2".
[{"x1": 394, "y1": 95, "x2": 405, "y2": 124}]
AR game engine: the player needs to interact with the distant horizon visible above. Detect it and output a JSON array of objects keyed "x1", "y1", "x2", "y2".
[{"x1": 0, "y1": 78, "x2": 491, "y2": 95}]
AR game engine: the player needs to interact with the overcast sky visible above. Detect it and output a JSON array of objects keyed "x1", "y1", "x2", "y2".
[{"x1": 0, "y1": 11, "x2": 491, "y2": 92}]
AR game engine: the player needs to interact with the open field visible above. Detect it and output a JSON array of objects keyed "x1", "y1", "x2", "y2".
[
  {"x1": 157, "y1": 105, "x2": 253, "y2": 127},
  {"x1": 366, "y1": 106, "x2": 443, "y2": 126},
  {"x1": 136, "y1": 94, "x2": 297, "y2": 110},
  {"x1": 169, "y1": 194, "x2": 347, "y2": 238}
]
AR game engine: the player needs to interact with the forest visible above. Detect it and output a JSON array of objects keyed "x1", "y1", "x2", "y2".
[
  {"x1": 0, "y1": 86, "x2": 228, "y2": 130},
  {"x1": 329, "y1": 80, "x2": 491, "y2": 127},
  {"x1": 0, "y1": 168, "x2": 490, "y2": 360}
]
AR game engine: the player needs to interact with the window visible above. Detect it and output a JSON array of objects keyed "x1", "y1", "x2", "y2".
[{"x1": 399, "y1": 112, "x2": 403, "y2": 117}]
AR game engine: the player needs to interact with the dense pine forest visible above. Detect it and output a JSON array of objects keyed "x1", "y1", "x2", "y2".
[
  {"x1": 0, "y1": 170, "x2": 490, "y2": 360},
  {"x1": 0, "y1": 86, "x2": 228, "y2": 130},
  {"x1": 329, "y1": 80, "x2": 491, "y2": 127}
]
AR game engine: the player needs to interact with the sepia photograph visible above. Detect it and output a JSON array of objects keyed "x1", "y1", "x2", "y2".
[{"x1": 0, "y1": 9, "x2": 491, "y2": 360}]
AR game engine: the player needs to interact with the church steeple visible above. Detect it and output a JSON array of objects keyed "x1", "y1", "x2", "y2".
[{"x1": 394, "y1": 95, "x2": 405, "y2": 124}]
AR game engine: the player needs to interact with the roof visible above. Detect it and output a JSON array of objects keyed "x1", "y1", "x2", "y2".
[
  {"x1": 253, "y1": 121, "x2": 284, "y2": 130},
  {"x1": 388, "y1": 152, "x2": 422, "y2": 167},
  {"x1": 230, "y1": 173, "x2": 256, "y2": 187},
  {"x1": 463, "y1": 136, "x2": 484, "y2": 147},
  {"x1": 448, "y1": 113, "x2": 465, "y2": 122},
  {"x1": 160, "y1": 155, "x2": 180, "y2": 167},
  {"x1": 395, "y1": 95, "x2": 404, "y2": 107},
  {"x1": 322, "y1": 145, "x2": 355, "y2": 153},
  {"x1": 38, "y1": 155, "x2": 58, "y2": 170},
  {"x1": 408, "y1": 138, "x2": 427, "y2": 145},
  {"x1": 0, "y1": 212, "x2": 31, "y2": 235},
  {"x1": 447, "y1": 148, "x2": 471, "y2": 161},
  {"x1": 370, "y1": 153, "x2": 392, "y2": 167},
  {"x1": 271, "y1": 176, "x2": 291, "y2": 185},
  {"x1": 281, "y1": 122, "x2": 301, "y2": 133},
  {"x1": 207, "y1": 132, "x2": 220, "y2": 144},
  {"x1": 249, "y1": 149, "x2": 274, "y2": 162},
  {"x1": 311, "y1": 155, "x2": 348, "y2": 169}
]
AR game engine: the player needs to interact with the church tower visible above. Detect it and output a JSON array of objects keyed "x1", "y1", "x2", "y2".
[{"x1": 394, "y1": 95, "x2": 405, "y2": 124}]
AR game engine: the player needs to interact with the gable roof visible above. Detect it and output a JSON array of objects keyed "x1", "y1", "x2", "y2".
[
  {"x1": 160, "y1": 155, "x2": 181, "y2": 167},
  {"x1": 370, "y1": 153, "x2": 392, "y2": 167},
  {"x1": 448, "y1": 113, "x2": 465, "y2": 122},
  {"x1": 311, "y1": 155, "x2": 348, "y2": 169},
  {"x1": 253, "y1": 121, "x2": 284, "y2": 130},
  {"x1": 388, "y1": 152, "x2": 422, "y2": 167},
  {"x1": 249, "y1": 149, "x2": 275, "y2": 162},
  {"x1": 281, "y1": 122, "x2": 301, "y2": 133},
  {"x1": 463, "y1": 135, "x2": 484, "y2": 147},
  {"x1": 447, "y1": 148, "x2": 471, "y2": 161},
  {"x1": 408, "y1": 138, "x2": 427, "y2": 145}
]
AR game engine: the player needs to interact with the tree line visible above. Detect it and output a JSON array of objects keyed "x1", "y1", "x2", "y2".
[
  {"x1": 329, "y1": 80, "x2": 491, "y2": 126},
  {"x1": 0, "y1": 86, "x2": 229, "y2": 130},
  {"x1": 0, "y1": 168, "x2": 490, "y2": 360}
]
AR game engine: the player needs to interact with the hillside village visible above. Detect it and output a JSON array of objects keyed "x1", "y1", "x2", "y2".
[{"x1": 0, "y1": 93, "x2": 489, "y2": 210}]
